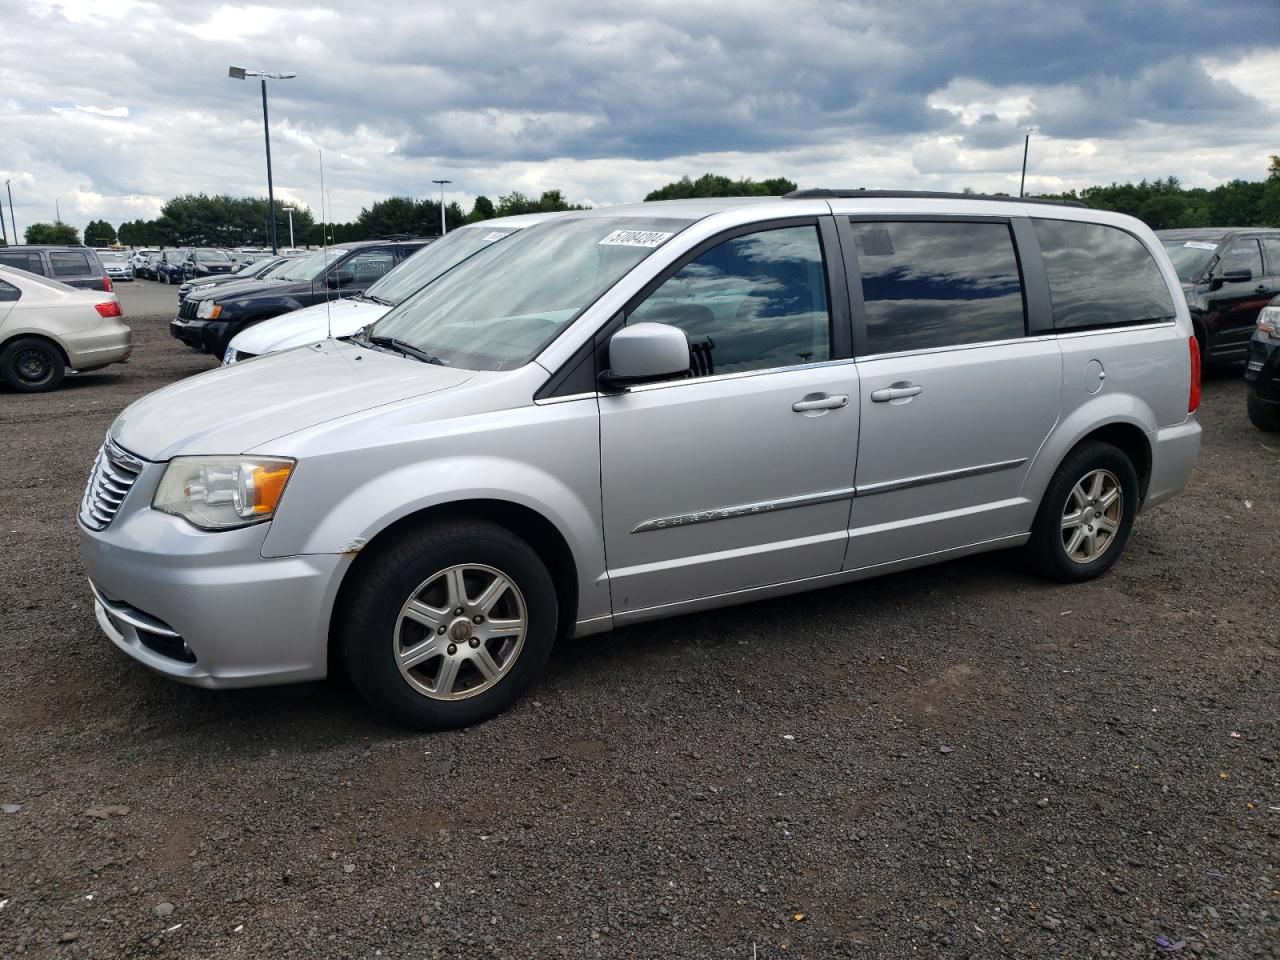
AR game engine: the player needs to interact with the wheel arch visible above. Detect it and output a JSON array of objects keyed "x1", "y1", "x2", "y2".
[{"x1": 327, "y1": 497, "x2": 582, "y2": 669}]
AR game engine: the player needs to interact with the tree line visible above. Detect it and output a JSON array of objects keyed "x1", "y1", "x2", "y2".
[{"x1": 8, "y1": 159, "x2": 1278, "y2": 248}]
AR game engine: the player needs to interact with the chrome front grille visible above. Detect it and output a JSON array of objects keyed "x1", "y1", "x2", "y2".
[{"x1": 80, "y1": 438, "x2": 144, "y2": 531}]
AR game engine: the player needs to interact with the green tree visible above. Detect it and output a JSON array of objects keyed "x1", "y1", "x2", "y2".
[
  {"x1": 644, "y1": 173, "x2": 797, "y2": 201},
  {"x1": 467, "y1": 195, "x2": 496, "y2": 222},
  {"x1": 84, "y1": 219, "x2": 118, "y2": 247},
  {"x1": 25, "y1": 221, "x2": 80, "y2": 244}
]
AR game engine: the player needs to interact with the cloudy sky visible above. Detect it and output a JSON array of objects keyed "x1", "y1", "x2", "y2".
[{"x1": 2, "y1": 0, "x2": 1278, "y2": 236}]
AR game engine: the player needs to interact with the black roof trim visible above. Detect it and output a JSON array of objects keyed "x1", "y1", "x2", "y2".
[{"x1": 784, "y1": 188, "x2": 1086, "y2": 208}]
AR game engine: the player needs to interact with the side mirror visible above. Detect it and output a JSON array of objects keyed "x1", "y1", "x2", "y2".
[
  {"x1": 327, "y1": 268, "x2": 355, "y2": 289},
  {"x1": 599, "y1": 322, "x2": 690, "y2": 388},
  {"x1": 1220, "y1": 267, "x2": 1253, "y2": 284}
]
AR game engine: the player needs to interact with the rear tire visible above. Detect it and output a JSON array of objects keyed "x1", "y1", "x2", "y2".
[
  {"x1": 1028, "y1": 441, "x2": 1138, "y2": 583},
  {"x1": 1247, "y1": 390, "x2": 1280, "y2": 432},
  {"x1": 338, "y1": 519, "x2": 557, "y2": 730},
  {"x1": 0, "y1": 337, "x2": 66, "y2": 393}
]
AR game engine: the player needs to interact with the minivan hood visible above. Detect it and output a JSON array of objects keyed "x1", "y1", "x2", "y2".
[
  {"x1": 111, "y1": 339, "x2": 473, "y2": 460},
  {"x1": 231, "y1": 297, "x2": 388, "y2": 357}
]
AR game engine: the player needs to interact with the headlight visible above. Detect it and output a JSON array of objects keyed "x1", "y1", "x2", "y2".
[
  {"x1": 1258, "y1": 306, "x2": 1280, "y2": 339},
  {"x1": 222, "y1": 344, "x2": 238, "y2": 365},
  {"x1": 153, "y1": 456, "x2": 295, "y2": 530},
  {"x1": 196, "y1": 300, "x2": 222, "y2": 320}
]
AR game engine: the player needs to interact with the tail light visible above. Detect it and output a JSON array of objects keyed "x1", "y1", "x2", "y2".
[
  {"x1": 103, "y1": 275, "x2": 113, "y2": 292},
  {"x1": 95, "y1": 301, "x2": 122, "y2": 319},
  {"x1": 1188, "y1": 336, "x2": 1201, "y2": 414}
]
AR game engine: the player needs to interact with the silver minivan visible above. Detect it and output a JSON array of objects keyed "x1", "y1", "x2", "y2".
[{"x1": 78, "y1": 192, "x2": 1201, "y2": 728}]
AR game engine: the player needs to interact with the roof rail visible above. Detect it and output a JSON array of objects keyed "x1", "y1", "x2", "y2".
[{"x1": 784, "y1": 188, "x2": 1086, "y2": 208}]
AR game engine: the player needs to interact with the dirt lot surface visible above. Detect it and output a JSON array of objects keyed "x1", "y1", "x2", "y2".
[{"x1": 1, "y1": 282, "x2": 1277, "y2": 958}]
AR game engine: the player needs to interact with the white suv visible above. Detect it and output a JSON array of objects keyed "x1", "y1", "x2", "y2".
[{"x1": 79, "y1": 192, "x2": 1201, "y2": 729}]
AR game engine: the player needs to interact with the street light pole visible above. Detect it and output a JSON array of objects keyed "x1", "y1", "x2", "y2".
[
  {"x1": 229, "y1": 67, "x2": 296, "y2": 255},
  {"x1": 432, "y1": 179, "x2": 451, "y2": 236},
  {"x1": 283, "y1": 206, "x2": 295, "y2": 248},
  {"x1": 5, "y1": 180, "x2": 16, "y2": 243},
  {"x1": 0, "y1": 190, "x2": 7, "y2": 246},
  {"x1": 1019, "y1": 128, "x2": 1037, "y2": 198}
]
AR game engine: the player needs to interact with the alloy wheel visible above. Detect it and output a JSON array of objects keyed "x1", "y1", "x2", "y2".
[
  {"x1": 1060, "y1": 468, "x2": 1123, "y2": 563},
  {"x1": 393, "y1": 563, "x2": 527, "y2": 701}
]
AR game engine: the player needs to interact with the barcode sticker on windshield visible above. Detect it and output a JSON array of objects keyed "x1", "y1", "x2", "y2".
[
  {"x1": 1184, "y1": 241, "x2": 1217, "y2": 250},
  {"x1": 598, "y1": 230, "x2": 674, "y2": 248}
]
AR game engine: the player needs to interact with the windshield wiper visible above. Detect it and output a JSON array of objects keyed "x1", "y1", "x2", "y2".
[
  {"x1": 360, "y1": 334, "x2": 445, "y2": 366},
  {"x1": 363, "y1": 294, "x2": 395, "y2": 307}
]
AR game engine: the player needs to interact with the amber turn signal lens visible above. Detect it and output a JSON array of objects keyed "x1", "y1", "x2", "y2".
[{"x1": 250, "y1": 465, "x2": 293, "y2": 514}]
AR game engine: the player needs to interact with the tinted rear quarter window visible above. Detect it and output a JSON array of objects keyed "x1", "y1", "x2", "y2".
[
  {"x1": 48, "y1": 251, "x2": 92, "y2": 277},
  {"x1": 0, "y1": 252, "x2": 45, "y2": 275},
  {"x1": 854, "y1": 220, "x2": 1026, "y2": 354},
  {"x1": 1033, "y1": 219, "x2": 1176, "y2": 330},
  {"x1": 1262, "y1": 238, "x2": 1280, "y2": 275}
]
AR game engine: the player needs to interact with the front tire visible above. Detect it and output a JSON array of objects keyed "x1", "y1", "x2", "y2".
[
  {"x1": 338, "y1": 519, "x2": 557, "y2": 730},
  {"x1": 0, "y1": 337, "x2": 66, "y2": 392},
  {"x1": 1247, "y1": 390, "x2": 1280, "y2": 432},
  {"x1": 1028, "y1": 441, "x2": 1138, "y2": 583}
]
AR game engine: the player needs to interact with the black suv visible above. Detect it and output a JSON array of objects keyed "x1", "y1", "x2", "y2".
[
  {"x1": 171, "y1": 240, "x2": 427, "y2": 356},
  {"x1": 1157, "y1": 228, "x2": 1280, "y2": 365},
  {"x1": 1244, "y1": 295, "x2": 1280, "y2": 431},
  {"x1": 0, "y1": 245, "x2": 112, "y2": 291},
  {"x1": 181, "y1": 248, "x2": 236, "y2": 280}
]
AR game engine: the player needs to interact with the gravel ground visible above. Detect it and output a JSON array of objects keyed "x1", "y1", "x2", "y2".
[{"x1": 1, "y1": 283, "x2": 1277, "y2": 959}]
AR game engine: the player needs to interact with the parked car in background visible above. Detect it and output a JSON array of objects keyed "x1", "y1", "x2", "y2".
[
  {"x1": 83, "y1": 193, "x2": 1200, "y2": 729},
  {"x1": 99, "y1": 250, "x2": 134, "y2": 283},
  {"x1": 224, "y1": 214, "x2": 558, "y2": 364},
  {"x1": 181, "y1": 248, "x2": 235, "y2": 281},
  {"x1": 1244, "y1": 296, "x2": 1280, "y2": 431},
  {"x1": 1158, "y1": 228, "x2": 1280, "y2": 366},
  {"x1": 131, "y1": 249, "x2": 158, "y2": 277},
  {"x1": 142, "y1": 253, "x2": 164, "y2": 281},
  {"x1": 178, "y1": 255, "x2": 293, "y2": 303},
  {"x1": 0, "y1": 264, "x2": 130, "y2": 392},
  {"x1": 231, "y1": 251, "x2": 271, "y2": 271},
  {"x1": 173, "y1": 239, "x2": 428, "y2": 356},
  {"x1": 0, "y1": 245, "x2": 112, "y2": 292},
  {"x1": 155, "y1": 249, "x2": 189, "y2": 285}
]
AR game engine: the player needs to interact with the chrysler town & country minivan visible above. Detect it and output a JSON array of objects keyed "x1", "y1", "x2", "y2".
[{"x1": 78, "y1": 192, "x2": 1201, "y2": 728}]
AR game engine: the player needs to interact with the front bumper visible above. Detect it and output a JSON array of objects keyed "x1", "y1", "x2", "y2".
[
  {"x1": 170, "y1": 317, "x2": 235, "y2": 355},
  {"x1": 1244, "y1": 335, "x2": 1280, "y2": 402},
  {"x1": 78, "y1": 459, "x2": 349, "y2": 688}
]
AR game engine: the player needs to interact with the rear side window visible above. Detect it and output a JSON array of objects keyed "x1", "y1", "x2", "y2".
[
  {"x1": 853, "y1": 220, "x2": 1026, "y2": 354},
  {"x1": 1262, "y1": 238, "x2": 1280, "y2": 274},
  {"x1": 1032, "y1": 219, "x2": 1176, "y2": 330},
  {"x1": 48, "y1": 251, "x2": 92, "y2": 277},
  {"x1": 0, "y1": 279, "x2": 20, "y2": 302},
  {"x1": 0, "y1": 252, "x2": 44, "y2": 275}
]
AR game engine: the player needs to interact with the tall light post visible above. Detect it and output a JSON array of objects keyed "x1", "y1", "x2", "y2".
[
  {"x1": 1019, "y1": 127, "x2": 1038, "y2": 198},
  {"x1": 229, "y1": 66, "x2": 296, "y2": 254},
  {"x1": 282, "y1": 205, "x2": 295, "y2": 249},
  {"x1": 432, "y1": 179, "x2": 451, "y2": 236},
  {"x1": 0, "y1": 189, "x2": 7, "y2": 246},
  {"x1": 5, "y1": 180, "x2": 16, "y2": 243}
]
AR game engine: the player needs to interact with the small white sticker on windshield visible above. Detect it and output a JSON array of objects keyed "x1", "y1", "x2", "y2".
[
  {"x1": 483, "y1": 232, "x2": 508, "y2": 242},
  {"x1": 1183, "y1": 241, "x2": 1217, "y2": 250},
  {"x1": 598, "y1": 229, "x2": 674, "y2": 248}
]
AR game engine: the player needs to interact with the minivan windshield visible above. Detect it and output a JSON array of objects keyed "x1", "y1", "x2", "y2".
[
  {"x1": 363, "y1": 224, "x2": 522, "y2": 307},
  {"x1": 367, "y1": 216, "x2": 693, "y2": 370},
  {"x1": 276, "y1": 248, "x2": 348, "y2": 281},
  {"x1": 1161, "y1": 239, "x2": 1219, "y2": 283}
]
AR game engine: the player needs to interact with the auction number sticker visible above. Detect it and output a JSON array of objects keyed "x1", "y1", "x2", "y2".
[
  {"x1": 1183, "y1": 241, "x2": 1217, "y2": 250},
  {"x1": 483, "y1": 232, "x2": 508, "y2": 242},
  {"x1": 598, "y1": 229, "x2": 673, "y2": 247}
]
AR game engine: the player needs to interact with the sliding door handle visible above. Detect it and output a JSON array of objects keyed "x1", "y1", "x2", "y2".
[
  {"x1": 870, "y1": 383, "x2": 923, "y2": 403},
  {"x1": 792, "y1": 393, "x2": 849, "y2": 412}
]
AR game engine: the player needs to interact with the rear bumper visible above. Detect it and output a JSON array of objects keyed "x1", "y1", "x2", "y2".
[
  {"x1": 67, "y1": 322, "x2": 132, "y2": 370},
  {"x1": 1143, "y1": 417, "x2": 1201, "y2": 511}
]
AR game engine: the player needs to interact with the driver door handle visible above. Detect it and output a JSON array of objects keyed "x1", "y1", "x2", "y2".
[
  {"x1": 871, "y1": 383, "x2": 924, "y2": 403},
  {"x1": 792, "y1": 394, "x2": 849, "y2": 412}
]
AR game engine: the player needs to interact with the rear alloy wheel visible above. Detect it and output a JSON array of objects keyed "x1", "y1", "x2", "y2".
[
  {"x1": 1029, "y1": 441, "x2": 1138, "y2": 582},
  {"x1": 0, "y1": 337, "x2": 66, "y2": 393},
  {"x1": 339, "y1": 520, "x2": 557, "y2": 729}
]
